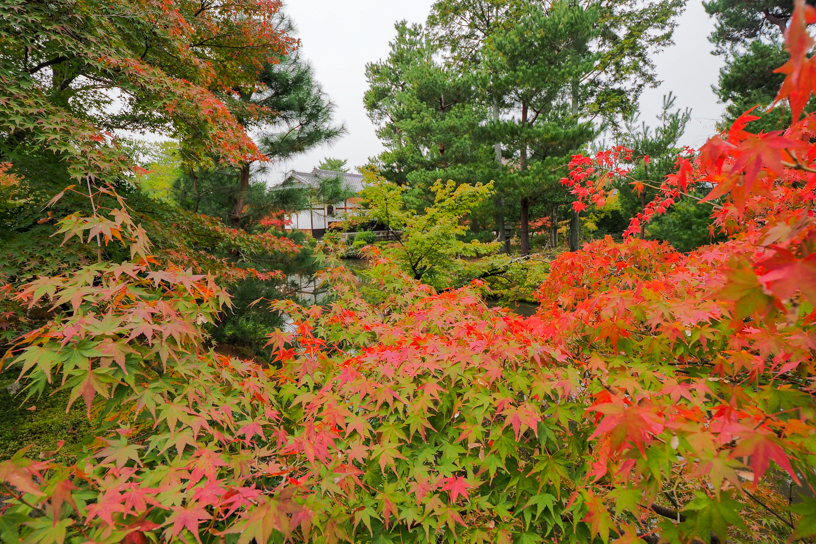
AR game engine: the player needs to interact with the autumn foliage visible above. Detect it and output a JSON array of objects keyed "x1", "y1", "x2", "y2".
[{"x1": 4, "y1": 0, "x2": 816, "y2": 543}]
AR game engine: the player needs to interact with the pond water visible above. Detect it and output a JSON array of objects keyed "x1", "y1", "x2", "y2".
[{"x1": 495, "y1": 300, "x2": 539, "y2": 317}]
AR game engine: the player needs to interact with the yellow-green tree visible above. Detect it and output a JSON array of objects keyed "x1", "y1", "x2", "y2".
[{"x1": 360, "y1": 171, "x2": 497, "y2": 287}]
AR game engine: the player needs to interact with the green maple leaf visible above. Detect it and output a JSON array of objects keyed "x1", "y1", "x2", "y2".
[
  {"x1": 682, "y1": 493, "x2": 746, "y2": 544},
  {"x1": 522, "y1": 492, "x2": 556, "y2": 525},
  {"x1": 16, "y1": 344, "x2": 60, "y2": 384},
  {"x1": 0, "y1": 513, "x2": 28, "y2": 542},
  {"x1": 374, "y1": 441, "x2": 407, "y2": 475},
  {"x1": 95, "y1": 437, "x2": 142, "y2": 469},
  {"x1": 789, "y1": 497, "x2": 816, "y2": 540},
  {"x1": 63, "y1": 366, "x2": 117, "y2": 418},
  {"x1": 514, "y1": 532, "x2": 542, "y2": 544},
  {"x1": 21, "y1": 518, "x2": 74, "y2": 544}
]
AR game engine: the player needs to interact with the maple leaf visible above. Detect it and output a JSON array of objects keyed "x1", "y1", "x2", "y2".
[
  {"x1": 122, "y1": 520, "x2": 161, "y2": 544},
  {"x1": 789, "y1": 497, "x2": 816, "y2": 540},
  {"x1": 729, "y1": 429, "x2": 799, "y2": 488},
  {"x1": 683, "y1": 493, "x2": 747, "y2": 544},
  {"x1": 588, "y1": 400, "x2": 664, "y2": 455},
  {"x1": 64, "y1": 367, "x2": 116, "y2": 418},
  {"x1": 773, "y1": 0, "x2": 816, "y2": 119},
  {"x1": 221, "y1": 496, "x2": 297, "y2": 543},
  {"x1": 0, "y1": 459, "x2": 44, "y2": 497},
  {"x1": 689, "y1": 452, "x2": 744, "y2": 498},
  {"x1": 374, "y1": 441, "x2": 407, "y2": 475},
  {"x1": 716, "y1": 261, "x2": 781, "y2": 320},
  {"x1": 163, "y1": 504, "x2": 210, "y2": 544},
  {"x1": 757, "y1": 248, "x2": 816, "y2": 305},
  {"x1": 582, "y1": 490, "x2": 618, "y2": 544},
  {"x1": 48, "y1": 473, "x2": 78, "y2": 522},
  {"x1": 440, "y1": 475, "x2": 471, "y2": 504},
  {"x1": 188, "y1": 448, "x2": 228, "y2": 484},
  {"x1": 500, "y1": 403, "x2": 541, "y2": 440},
  {"x1": 237, "y1": 419, "x2": 266, "y2": 444},
  {"x1": 95, "y1": 438, "x2": 142, "y2": 469}
]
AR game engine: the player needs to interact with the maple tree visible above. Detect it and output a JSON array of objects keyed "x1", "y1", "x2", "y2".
[
  {"x1": 356, "y1": 170, "x2": 498, "y2": 288},
  {"x1": 5, "y1": 1, "x2": 816, "y2": 543}
]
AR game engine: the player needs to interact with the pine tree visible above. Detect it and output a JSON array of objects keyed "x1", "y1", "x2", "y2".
[
  {"x1": 227, "y1": 46, "x2": 345, "y2": 228},
  {"x1": 364, "y1": 21, "x2": 489, "y2": 210},
  {"x1": 317, "y1": 158, "x2": 350, "y2": 172},
  {"x1": 366, "y1": 0, "x2": 685, "y2": 255},
  {"x1": 480, "y1": 1, "x2": 598, "y2": 255},
  {"x1": 704, "y1": 0, "x2": 815, "y2": 129}
]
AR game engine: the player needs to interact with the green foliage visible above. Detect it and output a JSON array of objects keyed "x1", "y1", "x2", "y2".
[
  {"x1": 615, "y1": 93, "x2": 690, "y2": 226},
  {"x1": 315, "y1": 171, "x2": 358, "y2": 207},
  {"x1": 703, "y1": 0, "x2": 794, "y2": 54},
  {"x1": 646, "y1": 196, "x2": 726, "y2": 252},
  {"x1": 354, "y1": 230, "x2": 378, "y2": 245},
  {"x1": 703, "y1": 0, "x2": 816, "y2": 130},
  {"x1": 481, "y1": 0, "x2": 599, "y2": 254},
  {"x1": 611, "y1": 92, "x2": 720, "y2": 250},
  {"x1": 367, "y1": 0, "x2": 686, "y2": 254},
  {"x1": 5, "y1": 2, "x2": 816, "y2": 544},
  {"x1": 173, "y1": 166, "x2": 308, "y2": 224},
  {"x1": 130, "y1": 140, "x2": 182, "y2": 203},
  {"x1": 359, "y1": 170, "x2": 497, "y2": 287},
  {"x1": 364, "y1": 20, "x2": 489, "y2": 196},
  {"x1": 317, "y1": 157, "x2": 350, "y2": 172},
  {"x1": 253, "y1": 51, "x2": 345, "y2": 164}
]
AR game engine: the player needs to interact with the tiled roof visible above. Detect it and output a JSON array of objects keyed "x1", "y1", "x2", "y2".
[{"x1": 288, "y1": 168, "x2": 365, "y2": 194}]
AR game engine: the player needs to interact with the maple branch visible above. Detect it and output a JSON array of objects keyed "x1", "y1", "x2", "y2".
[
  {"x1": 781, "y1": 160, "x2": 816, "y2": 174},
  {"x1": 27, "y1": 55, "x2": 68, "y2": 75},
  {"x1": 0, "y1": 483, "x2": 44, "y2": 515},
  {"x1": 742, "y1": 488, "x2": 795, "y2": 530},
  {"x1": 650, "y1": 503, "x2": 683, "y2": 522},
  {"x1": 625, "y1": 176, "x2": 721, "y2": 209},
  {"x1": 649, "y1": 503, "x2": 736, "y2": 544}
]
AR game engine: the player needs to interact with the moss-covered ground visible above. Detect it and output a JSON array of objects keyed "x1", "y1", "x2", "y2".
[{"x1": 0, "y1": 370, "x2": 92, "y2": 462}]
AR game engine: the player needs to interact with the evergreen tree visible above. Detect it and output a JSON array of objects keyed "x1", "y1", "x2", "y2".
[
  {"x1": 228, "y1": 47, "x2": 345, "y2": 227},
  {"x1": 481, "y1": 1, "x2": 598, "y2": 255},
  {"x1": 317, "y1": 157, "x2": 350, "y2": 172},
  {"x1": 364, "y1": 21, "x2": 490, "y2": 209},
  {"x1": 175, "y1": 46, "x2": 344, "y2": 229},
  {"x1": 704, "y1": 0, "x2": 815, "y2": 129},
  {"x1": 366, "y1": 0, "x2": 686, "y2": 254}
]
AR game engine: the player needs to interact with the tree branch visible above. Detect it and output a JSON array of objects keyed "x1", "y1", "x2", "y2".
[
  {"x1": 743, "y1": 488, "x2": 795, "y2": 530},
  {"x1": 762, "y1": 9, "x2": 788, "y2": 34},
  {"x1": 27, "y1": 55, "x2": 68, "y2": 75}
]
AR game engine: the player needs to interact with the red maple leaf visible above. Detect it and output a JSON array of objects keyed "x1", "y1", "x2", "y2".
[
  {"x1": 163, "y1": 504, "x2": 211, "y2": 544},
  {"x1": 757, "y1": 248, "x2": 816, "y2": 304},
  {"x1": 440, "y1": 475, "x2": 471, "y2": 504},
  {"x1": 729, "y1": 429, "x2": 799, "y2": 488}
]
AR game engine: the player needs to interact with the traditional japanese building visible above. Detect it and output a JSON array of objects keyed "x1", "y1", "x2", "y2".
[{"x1": 283, "y1": 168, "x2": 364, "y2": 238}]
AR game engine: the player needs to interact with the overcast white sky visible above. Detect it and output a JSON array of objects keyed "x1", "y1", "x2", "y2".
[{"x1": 265, "y1": 0, "x2": 725, "y2": 180}]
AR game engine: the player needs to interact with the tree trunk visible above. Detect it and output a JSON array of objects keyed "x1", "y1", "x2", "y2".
[
  {"x1": 492, "y1": 99, "x2": 508, "y2": 253},
  {"x1": 641, "y1": 162, "x2": 648, "y2": 238},
  {"x1": 569, "y1": 208, "x2": 580, "y2": 252},
  {"x1": 230, "y1": 163, "x2": 251, "y2": 229},
  {"x1": 520, "y1": 197, "x2": 531, "y2": 256},
  {"x1": 191, "y1": 170, "x2": 200, "y2": 213},
  {"x1": 550, "y1": 206, "x2": 558, "y2": 248},
  {"x1": 519, "y1": 101, "x2": 530, "y2": 256}
]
